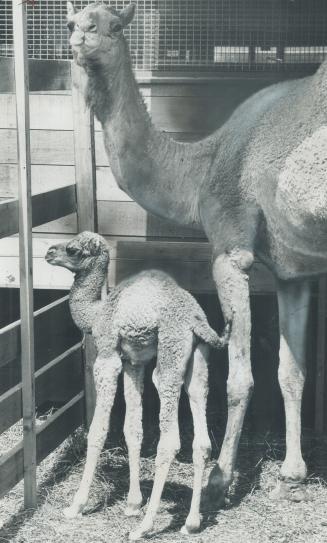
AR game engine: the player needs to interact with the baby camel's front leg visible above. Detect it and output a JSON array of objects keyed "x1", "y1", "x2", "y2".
[
  {"x1": 64, "y1": 353, "x2": 122, "y2": 518},
  {"x1": 123, "y1": 363, "x2": 145, "y2": 516}
]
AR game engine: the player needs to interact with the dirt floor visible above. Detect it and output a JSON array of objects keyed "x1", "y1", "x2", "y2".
[{"x1": 0, "y1": 419, "x2": 327, "y2": 543}]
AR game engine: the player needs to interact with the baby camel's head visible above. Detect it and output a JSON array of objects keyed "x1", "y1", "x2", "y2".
[
  {"x1": 67, "y1": 1, "x2": 135, "y2": 67},
  {"x1": 45, "y1": 231, "x2": 109, "y2": 273}
]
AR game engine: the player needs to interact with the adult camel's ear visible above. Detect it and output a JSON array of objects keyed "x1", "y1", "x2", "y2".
[
  {"x1": 120, "y1": 4, "x2": 136, "y2": 27},
  {"x1": 67, "y1": 2, "x2": 76, "y2": 19}
]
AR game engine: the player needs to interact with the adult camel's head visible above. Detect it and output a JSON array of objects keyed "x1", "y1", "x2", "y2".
[{"x1": 66, "y1": 2, "x2": 135, "y2": 67}]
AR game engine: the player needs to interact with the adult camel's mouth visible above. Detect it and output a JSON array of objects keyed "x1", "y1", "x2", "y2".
[{"x1": 71, "y1": 42, "x2": 101, "y2": 58}]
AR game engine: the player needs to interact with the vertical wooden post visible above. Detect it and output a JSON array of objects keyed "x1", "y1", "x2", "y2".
[
  {"x1": 71, "y1": 62, "x2": 98, "y2": 428},
  {"x1": 315, "y1": 276, "x2": 327, "y2": 434},
  {"x1": 12, "y1": 0, "x2": 37, "y2": 507}
]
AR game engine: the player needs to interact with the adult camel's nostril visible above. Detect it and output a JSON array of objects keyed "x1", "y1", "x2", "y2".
[{"x1": 88, "y1": 24, "x2": 97, "y2": 32}]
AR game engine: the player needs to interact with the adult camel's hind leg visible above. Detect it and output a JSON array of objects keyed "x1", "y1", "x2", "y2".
[
  {"x1": 181, "y1": 342, "x2": 212, "y2": 535},
  {"x1": 271, "y1": 280, "x2": 310, "y2": 502},
  {"x1": 206, "y1": 249, "x2": 254, "y2": 507}
]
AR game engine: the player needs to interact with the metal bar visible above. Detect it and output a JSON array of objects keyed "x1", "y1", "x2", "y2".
[{"x1": 12, "y1": 0, "x2": 36, "y2": 509}]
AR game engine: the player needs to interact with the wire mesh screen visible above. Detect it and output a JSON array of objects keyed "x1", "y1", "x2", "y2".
[{"x1": 0, "y1": 0, "x2": 326, "y2": 72}]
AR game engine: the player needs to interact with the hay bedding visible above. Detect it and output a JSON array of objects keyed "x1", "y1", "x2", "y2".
[{"x1": 0, "y1": 425, "x2": 327, "y2": 543}]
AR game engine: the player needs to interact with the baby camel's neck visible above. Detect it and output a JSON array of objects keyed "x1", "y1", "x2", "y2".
[{"x1": 69, "y1": 259, "x2": 108, "y2": 334}]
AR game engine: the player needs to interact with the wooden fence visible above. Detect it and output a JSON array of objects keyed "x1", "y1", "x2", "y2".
[
  {"x1": 0, "y1": 1, "x2": 95, "y2": 507},
  {"x1": 0, "y1": 188, "x2": 85, "y2": 501},
  {"x1": 0, "y1": 296, "x2": 83, "y2": 498}
]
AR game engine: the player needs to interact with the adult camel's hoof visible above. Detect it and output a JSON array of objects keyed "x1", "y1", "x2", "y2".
[
  {"x1": 270, "y1": 480, "x2": 310, "y2": 503},
  {"x1": 180, "y1": 512, "x2": 201, "y2": 535},
  {"x1": 203, "y1": 465, "x2": 227, "y2": 512},
  {"x1": 180, "y1": 520, "x2": 201, "y2": 535}
]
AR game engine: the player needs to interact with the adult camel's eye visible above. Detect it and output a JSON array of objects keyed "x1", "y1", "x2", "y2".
[{"x1": 111, "y1": 22, "x2": 123, "y2": 33}]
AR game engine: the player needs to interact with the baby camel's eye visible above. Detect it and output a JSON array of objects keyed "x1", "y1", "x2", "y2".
[
  {"x1": 67, "y1": 21, "x2": 75, "y2": 33},
  {"x1": 66, "y1": 245, "x2": 80, "y2": 257}
]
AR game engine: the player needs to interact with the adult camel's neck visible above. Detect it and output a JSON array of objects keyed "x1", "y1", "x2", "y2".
[
  {"x1": 82, "y1": 41, "x2": 213, "y2": 228},
  {"x1": 69, "y1": 257, "x2": 107, "y2": 334},
  {"x1": 84, "y1": 41, "x2": 151, "y2": 130}
]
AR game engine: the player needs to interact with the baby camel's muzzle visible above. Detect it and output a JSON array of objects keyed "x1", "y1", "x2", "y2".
[{"x1": 45, "y1": 244, "x2": 65, "y2": 264}]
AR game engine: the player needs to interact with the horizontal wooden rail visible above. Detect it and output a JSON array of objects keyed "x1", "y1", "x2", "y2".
[
  {"x1": 0, "y1": 343, "x2": 83, "y2": 435},
  {"x1": 0, "y1": 295, "x2": 81, "y2": 394},
  {"x1": 0, "y1": 392, "x2": 84, "y2": 499},
  {"x1": 0, "y1": 58, "x2": 317, "y2": 93},
  {"x1": 0, "y1": 185, "x2": 76, "y2": 239}
]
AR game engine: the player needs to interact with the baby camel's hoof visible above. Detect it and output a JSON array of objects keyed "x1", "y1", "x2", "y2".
[
  {"x1": 129, "y1": 529, "x2": 146, "y2": 541},
  {"x1": 125, "y1": 503, "x2": 142, "y2": 517},
  {"x1": 270, "y1": 480, "x2": 310, "y2": 503},
  {"x1": 63, "y1": 506, "x2": 83, "y2": 519}
]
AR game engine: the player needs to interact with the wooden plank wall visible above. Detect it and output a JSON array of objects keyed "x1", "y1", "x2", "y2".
[
  {"x1": 0, "y1": 78, "x2": 278, "y2": 241},
  {"x1": 0, "y1": 74, "x2": 279, "y2": 292}
]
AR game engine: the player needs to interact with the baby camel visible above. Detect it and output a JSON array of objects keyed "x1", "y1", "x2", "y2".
[{"x1": 45, "y1": 231, "x2": 229, "y2": 539}]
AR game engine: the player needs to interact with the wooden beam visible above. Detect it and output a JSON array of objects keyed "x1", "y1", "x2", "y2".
[
  {"x1": 12, "y1": 0, "x2": 36, "y2": 509},
  {"x1": 71, "y1": 62, "x2": 97, "y2": 233},
  {"x1": 0, "y1": 185, "x2": 76, "y2": 239},
  {"x1": 71, "y1": 62, "x2": 98, "y2": 428},
  {"x1": 315, "y1": 276, "x2": 327, "y2": 434},
  {"x1": 0, "y1": 58, "x2": 319, "y2": 93},
  {"x1": 0, "y1": 238, "x2": 277, "y2": 292}
]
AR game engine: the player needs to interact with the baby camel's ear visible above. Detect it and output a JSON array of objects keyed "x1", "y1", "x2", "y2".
[
  {"x1": 67, "y1": 2, "x2": 76, "y2": 19},
  {"x1": 88, "y1": 236, "x2": 102, "y2": 256},
  {"x1": 120, "y1": 3, "x2": 136, "y2": 27}
]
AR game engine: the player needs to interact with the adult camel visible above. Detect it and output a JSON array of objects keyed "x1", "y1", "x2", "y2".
[{"x1": 66, "y1": 0, "x2": 327, "y2": 525}]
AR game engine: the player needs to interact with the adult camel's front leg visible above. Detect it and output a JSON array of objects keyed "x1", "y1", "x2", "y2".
[
  {"x1": 271, "y1": 280, "x2": 310, "y2": 502},
  {"x1": 206, "y1": 249, "x2": 254, "y2": 507},
  {"x1": 64, "y1": 353, "x2": 122, "y2": 518}
]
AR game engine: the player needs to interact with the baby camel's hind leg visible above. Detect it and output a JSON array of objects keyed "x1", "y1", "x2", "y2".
[
  {"x1": 64, "y1": 354, "x2": 122, "y2": 518},
  {"x1": 181, "y1": 342, "x2": 211, "y2": 535},
  {"x1": 129, "y1": 332, "x2": 193, "y2": 541}
]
